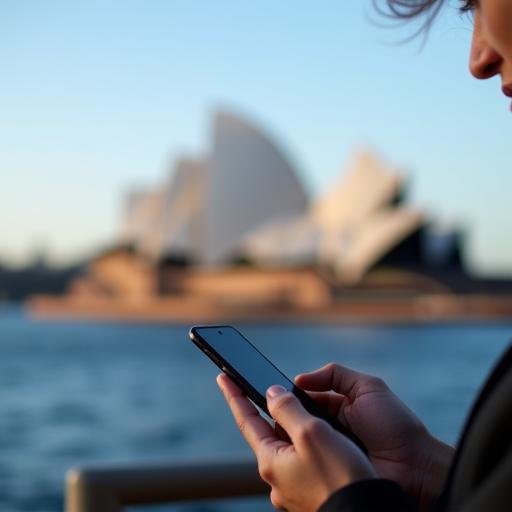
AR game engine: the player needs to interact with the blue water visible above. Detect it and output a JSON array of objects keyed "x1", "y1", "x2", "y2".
[{"x1": 0, "y1": 304, "x2": 510, "y2": 512}]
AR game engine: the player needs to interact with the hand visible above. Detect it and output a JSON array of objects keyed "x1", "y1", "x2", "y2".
[
  {"x1": 295, "y1": 363, "x2": 454, "y2": 509},
  {"x1": 217, "y1": 374, "x2": 377, "y2": 512}
]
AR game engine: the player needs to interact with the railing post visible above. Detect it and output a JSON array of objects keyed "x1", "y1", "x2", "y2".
[
  {"x1": 66, "y1": 467, "x2": 121, "y2": 512},
  {"x1": 66, "y1": 459, "x2": 268, "y2": 512}
]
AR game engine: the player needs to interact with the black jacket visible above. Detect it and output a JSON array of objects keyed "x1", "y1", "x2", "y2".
[{"x1": 319, "y1": 344, "x2": 512, "y2": 512}]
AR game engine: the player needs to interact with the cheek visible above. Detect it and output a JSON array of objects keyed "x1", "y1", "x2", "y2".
[{"x1": 482, "y1": 0, "x2": 512, "y2": 64}]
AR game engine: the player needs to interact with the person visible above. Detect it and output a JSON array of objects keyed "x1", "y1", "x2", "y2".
[{"x1": 217, "y1": 1, "x2": 512, "y2": 510}]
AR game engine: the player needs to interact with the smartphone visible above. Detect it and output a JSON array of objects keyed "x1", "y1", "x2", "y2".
[{"x1": 189, "y1": 325, "x2": 367, "y2": 454}]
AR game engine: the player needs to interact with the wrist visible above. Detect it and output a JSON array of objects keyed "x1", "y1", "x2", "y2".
[
  {"x1": 415, "y1": 433, "x2": 454, "y2": 509},
  {"x1": 321, "y1": 449, "x2": 378, "y2": 506},
  {"x1": 327, "y1": 455, "x2": 378, "y2": 498}
]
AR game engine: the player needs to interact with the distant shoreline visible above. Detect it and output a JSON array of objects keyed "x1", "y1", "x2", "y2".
[{"x1": 27, "y1": 294, "x2": 512, "y2": 325}]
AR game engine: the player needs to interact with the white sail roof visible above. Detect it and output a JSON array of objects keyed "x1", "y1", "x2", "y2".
[
  {"x1": 240, "y1": 149, "x2": 423, "y2": 281},
  {"x1": 203, "y1": 112, "x2": 309, "y2": 264},
  {"x1": 311, "y1": 150, "x2": 403, "y2": 264},
  {"x1": 335, "y1": 208, "x2": 423, "y2": 283},
  {"x1": 119, "y1": 188, "x2": 165, "y2": 256},
  {"x1": 119, "y1": 111, "x2": 309, "y2": 264},
  {"x1": 240, "y1": 214, "x2": 319, "y2": 265},
  {"x1": 159, "y1": 158, "x2": 207, "y2": 259}
]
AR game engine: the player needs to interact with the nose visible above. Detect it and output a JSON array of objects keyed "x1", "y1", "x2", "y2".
[{"x1": 469, "y1": 16, "x2": 502, "y2": 80}]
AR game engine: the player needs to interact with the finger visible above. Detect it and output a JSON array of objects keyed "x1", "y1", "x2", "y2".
[
  {"x1": 295, "y1": 363, "x2": 370, "y2": 399},
  {"x1": 274, "y1": 422, "x2": 291, "y2": 443},
  {"x1": 305, "y1": 390, "x2": 350, "y2": 428},
  {"x1": 266, "y1": 385, "x2": 317, "y2": 441},
  {"x1": 217, "y1": 374, "x2": 279, "y2": 455}
]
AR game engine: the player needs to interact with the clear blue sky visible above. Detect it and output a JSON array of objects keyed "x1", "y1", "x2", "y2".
[{"x1": 1, "y1": 1, "x2": 510, "y2": 275}]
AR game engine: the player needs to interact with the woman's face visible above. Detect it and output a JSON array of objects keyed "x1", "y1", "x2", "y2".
[{"x1": 469, "y1": 0, "x2": 512, "y2": 109}]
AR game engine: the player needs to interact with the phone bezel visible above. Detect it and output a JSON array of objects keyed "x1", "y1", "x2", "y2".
[{"x1": 189, "y1": 325, "x2": 279, "y2": 413}]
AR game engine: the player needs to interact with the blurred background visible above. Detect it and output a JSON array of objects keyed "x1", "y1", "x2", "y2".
[{"x1": 1, "y1": 1, "x2": 511, "y2": 511}]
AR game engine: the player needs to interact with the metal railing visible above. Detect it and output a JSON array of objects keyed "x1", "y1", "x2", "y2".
[{"x1": 66, "y1": 459, "x2": 269, "y2": 512}]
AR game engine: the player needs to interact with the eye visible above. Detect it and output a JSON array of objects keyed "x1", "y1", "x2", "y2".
[{"x1": 459, "y1": 0, "x2": 477, "y2": 13}]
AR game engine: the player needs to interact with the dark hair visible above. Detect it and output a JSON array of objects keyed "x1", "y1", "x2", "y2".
[{"x1": 374, "y1": 0, "x2": 445, "y2": 37}]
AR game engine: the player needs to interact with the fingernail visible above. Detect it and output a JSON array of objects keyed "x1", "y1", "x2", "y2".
[{"x1": 267, "y1": 385, "x2": 287, "y2": 398}]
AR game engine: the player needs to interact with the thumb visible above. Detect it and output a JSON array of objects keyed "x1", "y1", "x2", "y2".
[
  {"x1": 296, "y1": 363, "x2": 366, "y2": 399},
  {"x1": 266, "y1": 385, "x2": 315, "y2": 441}
]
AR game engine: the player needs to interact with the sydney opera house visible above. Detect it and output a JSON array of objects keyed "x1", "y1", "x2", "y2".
[
  {"x1": 31, "y1": 110, "x2": 512, "y2": 323},
  {"x1": 119, "y1": 111, "x2": 462, "y2": 273}
]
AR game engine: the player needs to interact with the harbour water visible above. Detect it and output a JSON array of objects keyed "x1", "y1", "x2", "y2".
[{"x1": 1, "y1": 304, "x2": 510, "y2": 511}]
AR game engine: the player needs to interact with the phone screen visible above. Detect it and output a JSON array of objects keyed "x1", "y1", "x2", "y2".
[
  {"x1": 190, "y1": 325, "x2": 368, "y2": 454},
  {"x1": 193, "y1": 326, "x2": 294, "y2": 398}
]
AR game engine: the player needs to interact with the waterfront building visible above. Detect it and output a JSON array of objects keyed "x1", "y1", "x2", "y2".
[
  {"x1": 114, "y1": 109, "x2": 468, "y2": 287},
  {"x1": 30, "y1": 109, "x2": 490, "y2": 323}
]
